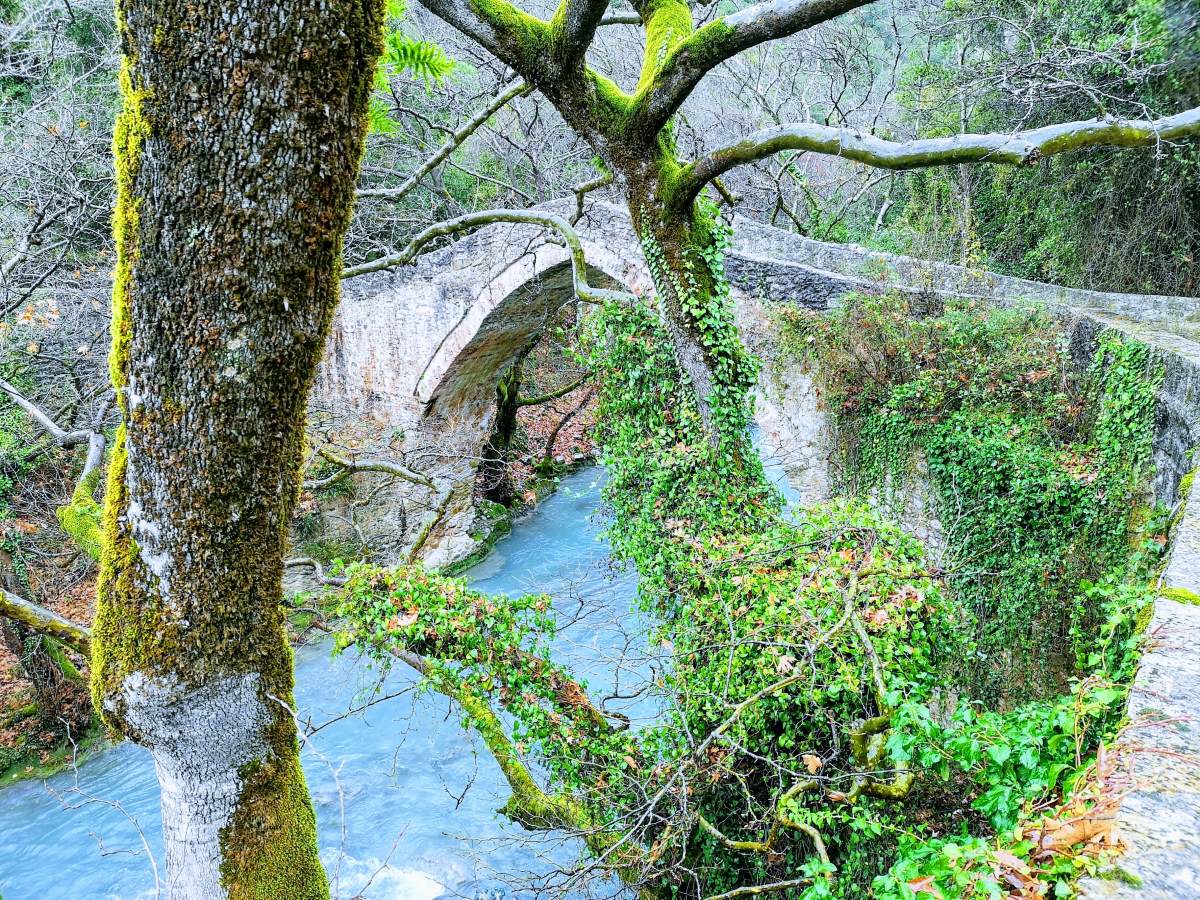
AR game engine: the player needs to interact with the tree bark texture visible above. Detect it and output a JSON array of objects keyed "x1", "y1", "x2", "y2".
[{"x1": 93, "y1": 0, "x2": 384, "y2": 897}]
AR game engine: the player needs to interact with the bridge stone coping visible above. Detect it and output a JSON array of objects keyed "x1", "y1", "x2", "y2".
[
  {"x1": 1077, "y1": 458, "x2": 1200, "y2": 898},
  {"x1": 730, "y1": 216, "x2": 1200, "y2": 329}
]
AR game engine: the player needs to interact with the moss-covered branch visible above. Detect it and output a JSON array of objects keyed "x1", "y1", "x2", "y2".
[
  {"x1": 56, "y1": 466, "x2": 104, "y2": 563},
  {"x1": 0, "y1": 588, "x2": 91, "y2": 656},
  {"x1": 675, "y1": 107, "x2": 1200, "y2": 207},
  {"x1": 517, "y1": 370, "x2": 591, "y2": 406},
  {"x1": 418, "y1": 0, "x2": 553, "y2": 79}
]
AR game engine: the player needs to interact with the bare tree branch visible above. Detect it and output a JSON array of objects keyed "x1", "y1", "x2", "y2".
[
  {"x1": 284, "y1": 557, "x2": 348, "y2": 587},
  {"x1": 0, "y1": 377, "x2": 91, "y2": 447},
  {"x1": 341, "y1": 208, "x2": 633, "y2": 305},
  {"x1": 358, "y1": 79, "x2": 532, "y2": 202},
  {"x1": 541, "y1": 385, "x2": 595, "y2": 466},
  {"x1": 598, "y1": 12, "x2": 640, "y2": 26},
  {"x1": 304, "y1": 447, "x2": 437, "y2": 491},
  {"x1": 702, "y1": 876, "x2": 819, "y2": 900}
]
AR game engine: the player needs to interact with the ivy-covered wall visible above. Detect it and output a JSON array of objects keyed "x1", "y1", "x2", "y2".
[{"x1": 773, "y1": 293, "x2": 1170, "y2": 700}]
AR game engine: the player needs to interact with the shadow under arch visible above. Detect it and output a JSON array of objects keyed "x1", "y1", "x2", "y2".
[{"x1": 418, "y1": 243, "x2": 644, "y2": 428}]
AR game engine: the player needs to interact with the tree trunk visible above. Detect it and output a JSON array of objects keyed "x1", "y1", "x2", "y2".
[
  {"x1": 481, "y1": 355, "x2": 528, "y2": 505},
  {"x1": 623, "y1": 173, "x2": 758, "y2": 447},
  {"x1": 92, "y1": 0, "x2": 383, "y2": 897}
]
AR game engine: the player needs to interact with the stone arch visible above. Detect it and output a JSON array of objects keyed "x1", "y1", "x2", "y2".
[
  {"x1": 313, "y1": 203, "x2": 648, "y2": 566},
  {"x1": 417, "y1": 224, "x2": 649, "y2": 425},
  {"x1": 318, "y1": 202, "x2": 649, "y2": 432}
]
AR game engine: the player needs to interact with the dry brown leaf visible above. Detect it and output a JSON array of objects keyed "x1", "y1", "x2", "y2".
[
  {"x1": 385, "y1": 608, "x2": 419, "y2": 631},
  {"x1": 906, "y1": 876, "x2": 943, "y2": 898},
  {"x1": 991, "y1": 849, "x2": 1027, "y2": 870},
  {"x1": 1038, "y1": 815, "x2": 1112, "y2": 851}
]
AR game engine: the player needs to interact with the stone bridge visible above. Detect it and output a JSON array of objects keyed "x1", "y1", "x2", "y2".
[
  {"x1": 316, "y1": 199, "x2": 1200, "y2": 554},
  {"x1": 313, "y1": 200, "x2": 1200, "y2": 897}
]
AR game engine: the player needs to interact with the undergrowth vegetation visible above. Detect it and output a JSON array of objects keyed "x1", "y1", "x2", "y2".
[
  {"x1": 335, "y1": 281, "x2": 1165, "y2": 898},
  {"x1": 776, "y1": 293, "x2": 1164, "y2": 698}
]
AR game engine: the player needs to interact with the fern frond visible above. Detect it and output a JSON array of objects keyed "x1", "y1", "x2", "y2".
[{"x1": 382, "y1": 31, "x2": 455, "y2": 84}]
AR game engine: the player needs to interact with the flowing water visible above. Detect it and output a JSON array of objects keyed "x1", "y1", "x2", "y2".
[{"x1": 0, "y1": 442, "x2": 799, "y2": 900}]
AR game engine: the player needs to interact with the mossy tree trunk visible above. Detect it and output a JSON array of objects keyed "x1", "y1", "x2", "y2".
[
  {"x1": 625, "y1": 171, "x2": 746, "y2": 440},
  {"x1": 92, "y1": 0, "x2": 384, "y2": 897}
]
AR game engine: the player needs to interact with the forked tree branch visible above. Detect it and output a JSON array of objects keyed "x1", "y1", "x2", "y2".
[
  {"x1": 675, "y1": 106, "x2": 1200, "y2": 208},
  {"x1": 571, "y1": 170, "x2": 614, "y2": 223},
  {"x1": 305, "y1": 447, "x2": 437, "y2": 491},
  {"x1": 629, "y1": 0, "x2": 877, "y2": 136},
  {"x1": 0, "y1": 378, "x2": 92, "y2": 447},
  {"x1": 0, "y1": 379, "x2": 110, "y2": 560}
]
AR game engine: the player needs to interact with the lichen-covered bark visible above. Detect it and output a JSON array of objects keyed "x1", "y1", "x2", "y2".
[{"x1": 93, "y1": 0, "x2": 384, "y2": 896}]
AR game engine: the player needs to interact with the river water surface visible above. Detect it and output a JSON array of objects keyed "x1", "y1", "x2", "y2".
[
  {"x1": 0, "y1": 445, "x2": 798, "y2": 899},
  {"x1": 0, "y1": 468, "x2": 641, "y2": 899}
]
